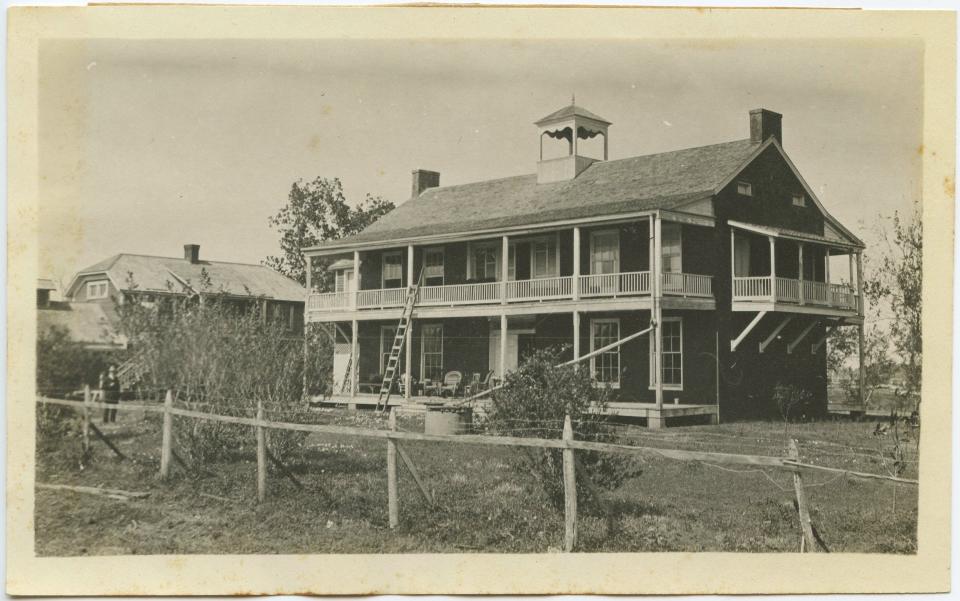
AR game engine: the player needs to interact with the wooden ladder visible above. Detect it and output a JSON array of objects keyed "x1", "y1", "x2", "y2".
[
  {"x1": 375, "y1": 270, "x2": 423, "y2": 412},
  {"x1": 338, "y1": 353, "x2": 353, "y2": 394}
]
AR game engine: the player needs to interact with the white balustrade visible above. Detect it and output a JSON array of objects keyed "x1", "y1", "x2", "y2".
[
  {"x1": 775, "y1": 277, "x2": 800, "y2": 303},
  {"x1": 667, "y1": 273, "x2": 713, "y2": 297},
  {"x1": 733, "y1": 276, "x2": 772, "y2": 300},
  {"x1": 830, "y1": 284, "x2": 857, "y2": 310},
  {"x1": 356, "y1": 287, "x2": 407, "y2": 309},
  {"x1": 506, "y1": 276, "x2": 573, "y2": 302},
  {"x1": 803, "y1": 280, "x2": 830, "y2": 305},
  {"x1": 307, "y1": 292, "x2": 352, "y2": 311},
  {"x1": 419, "y1": 281, "x2": 501, "y2": 306},
  {"x1": 579, "y1": 271, "x2": 649, "y2": 297},
  {"x1": 733, "y1": 275, "x2": 857, "y2": 312}
]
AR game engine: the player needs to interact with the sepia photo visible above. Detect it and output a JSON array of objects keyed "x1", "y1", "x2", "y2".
[{"x1": 7, "y1": 5, "x2": 955, "y2": 596}]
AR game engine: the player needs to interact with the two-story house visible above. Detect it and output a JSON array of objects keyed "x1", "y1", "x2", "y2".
[{"x1": 304, "y1": 104, "x2": 865, "y2": 426}]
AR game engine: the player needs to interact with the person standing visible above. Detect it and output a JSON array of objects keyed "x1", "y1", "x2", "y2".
[{"x1": 103, "y1": 364, "x2": 120, "y2": 423}]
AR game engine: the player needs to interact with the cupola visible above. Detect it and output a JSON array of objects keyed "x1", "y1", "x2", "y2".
[{"x1": 535, "y1": 100, "x2": 610, "y2": 184}]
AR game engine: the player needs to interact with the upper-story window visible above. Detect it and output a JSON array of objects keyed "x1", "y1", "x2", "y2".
[
  {"x1": 334, "y1": 269, "x2": 354, "y2": 293},
  {"x1": 86, "y1": 280, "x2": 109, "y2": 300},
  {"x1": 661, "y1": 222, "x2": 682, "y2": 273},
  {"x1": 737, "y1": 181, "x2": 753, "y2": 196},
  {"x1": 423, "y1": 248, "x2": 445, "y2": 286},
  {"x1": 530, "y1": 236, "x2": 558, "y2": 279},
  {"x1": 473, "y1": 244, "x2": 499, "y2": 281},
  {"x1": 382, "y1": 251, "x2": 403, "y2": 288},
  {"x1": 792, "y1": 193, "x2": 807, "y2": 207},
  {"x1": 590, "y1": 229, "x2": 620, "y2": 275}
]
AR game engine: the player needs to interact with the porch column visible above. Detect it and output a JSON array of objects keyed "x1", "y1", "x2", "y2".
[
  {"x1": 798, "y1": 243, "x2": 805, "y2": 305},
  {"x1": 572, "y1": 311, "x2": 581, "y2": 371},
  {"x1": 303, "y1": 255, "x2": 312, "y2": 399},
  {"x1": 768, "y1": 236, "x2": 777, "y2": 302},
  {"x1": 856, "y1": 251, "x2": 866, "y2": 407},
  {"x1": 500, "y1": 313, "x2": 508, "y2": 382},
  {"x1": 653, "y1": 214, "x2": 664, "y2": 411},
  {"x1": 407, "y1": 244, "x2": 414, "y2": 287},
  {"x1": 351, "y1": 251, "x2": 360, "y2": 310},
  {"x1": 572, "y1": 226, "x2": 581, "y2": 301},
  {"x1": 404, "y1": 322, "x2": 412, "y2": 401},
  {"x1": 501, "y1": 235, "x2": 509, "y2": 304},
  {"x1": 350, "y1": 319, "x2": 359, "y2": 399}
]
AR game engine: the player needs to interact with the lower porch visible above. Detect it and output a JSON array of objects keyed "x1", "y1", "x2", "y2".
[{"x1": 308, "y1": 393, "x2": 719, "y2": 428}]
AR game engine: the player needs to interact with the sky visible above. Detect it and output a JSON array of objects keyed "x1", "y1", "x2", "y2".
[{"x1": 38, "y1": 38, "x2": 922, "y2": 288}]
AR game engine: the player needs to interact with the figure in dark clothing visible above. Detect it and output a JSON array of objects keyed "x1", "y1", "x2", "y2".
[{"x1": 103, "y1": 364, "x2": 120, "y2": 423}]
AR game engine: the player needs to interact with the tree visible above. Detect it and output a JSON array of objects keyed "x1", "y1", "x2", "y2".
[
  {"x1": 863, "y1": 205, "x2": 922, "y2": 404},
  {"x1": 265, "y1": 177, "x2": 394, "y2": 287}
]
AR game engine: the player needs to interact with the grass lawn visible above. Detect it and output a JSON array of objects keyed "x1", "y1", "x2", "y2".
[{"x1": 35, "y1": 407, "x2": 918, "y2": 555}]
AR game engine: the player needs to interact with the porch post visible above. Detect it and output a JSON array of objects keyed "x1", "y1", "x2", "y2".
[
  {"x1": 405, "y1": 245, "x2": 414, "y2": 402},
  {"x1": 798, "y1": 243, "x2": 805, "y2": 305},
  {"x1": 856, "y1": 251, "x2": 866, "y2": 406},
  {"x1": 407, "y1": 244, "x2": 414, "y2": 287},
  {"x1": 653, "y1": 214, "x2": 663, "y2": 411},
  {"x1": 351, "y1": 250, "x2": 360, "y2": 310},
  {"x1": 768, "y1": 236, "x2": 777, "y2": 302},
  {"x1": 499, "y1": 313, "x2": 508, "y2": 382},
  {"x1": 303, "y1": 255, "x2": 312, "y2": 399},
  {"x1": 572, "y1": 226, "x2": 581, "y2": 301},
  {"x1": 501, "y1": 235, "x2": 509, "y2": 304},
  {"x1": 350, "y1": 319, "x2": 359, "y2": 399},
  {"x1": 572, "y1": 310, "x2": 581, "y2": 371}
]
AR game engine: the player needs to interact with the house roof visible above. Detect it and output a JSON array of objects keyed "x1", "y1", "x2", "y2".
[
  {"x1": 535, "y1": 104, "x2": 611, "y2": 126},
  {"x1": 728, "y1": 220, "x2": 863, "y2": 250},
  {"x1": 67, "y1": 254, "x2": 305, "y2": 302},
  {"x1": 320, "y1": 138, "x2": 761, "y2": 248},
  {"x1": 37, "y1": 278, "x2": 57, "y2": 291},
  {"x1": 38, "y1": 302, "x2": 123, "y2": 349},
  {"x1": 328, "y1": 258, "x2": 355, "y2": 271}
]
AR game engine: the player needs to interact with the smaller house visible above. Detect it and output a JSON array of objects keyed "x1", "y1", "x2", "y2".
[{"x1": 65, "y1": 244, "x2": 307, "y2": 333}]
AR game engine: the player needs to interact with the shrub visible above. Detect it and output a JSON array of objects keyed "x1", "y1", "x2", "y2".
[
  {"x1": 36, "y1": 325, "x2": 119, "y2": 395},
  {"x1": 117, "y1": 284, "x2": 321, "y2": 465},
  {"x1": 772, "y1": 383, "x2": 814, "y2": 424},
  {"x1": 485, "y1": 348, "x2": 642, "y2": 513}
]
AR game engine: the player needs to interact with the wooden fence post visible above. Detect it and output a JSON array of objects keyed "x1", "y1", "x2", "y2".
[
  {"x1": 387, "y1": 407, "x2": 399, "y2": 528},
  {"x1": 789, "y1": 439, "x2": 818, "y2": 552},
  {"x1": 562, "y1": 414, "x2": 577, "y2": 552},
  {"x1": 82, "y1": 385, "x2": 91, "y2": 454},
  {"x1": 159, "y1": 389, "x2": 173, "y2": 480},
  {"x1": 257, "y1": 399, "x2": 267, "y2": 503}
]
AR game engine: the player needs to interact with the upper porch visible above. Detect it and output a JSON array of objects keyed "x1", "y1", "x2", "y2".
[{"x1": 306, "y1": 213, "x2": 717, "y2": 321}]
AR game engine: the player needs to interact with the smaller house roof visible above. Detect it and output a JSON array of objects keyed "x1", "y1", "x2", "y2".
[
  {"x1": 536, "y1": 104, "x2": 611, "y2": 126},
  {"x1": 67, "y1": 254, "x2": 306, "y2": 302},
  {"x1": 328, "y1": 258, "x2": 355, "y2": 271},
  {"x1": 37, "y1": 278, "x2": 57, "y2": 291},
  {"x1": 38, "y1": 302, "x2": 124, "y2": 349}
]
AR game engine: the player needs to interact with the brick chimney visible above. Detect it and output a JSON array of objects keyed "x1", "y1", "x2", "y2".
[
  {"x1": 750, "y1": 108, "x2": 783, "y2": 145},
  {"x1": 184, "y1": 244, "x2": 200, "y2": 263},
  {"x1": 411, "y1": 169, "x2": 440, "y2": 197}
]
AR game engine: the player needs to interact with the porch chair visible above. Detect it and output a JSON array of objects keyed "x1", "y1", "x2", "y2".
[
  {"x1": 467, "y1": 370, "x2": 495, "y2": 396},
  {"x1": 439, "y1": 371, "x2": 463, "y2": 398}
]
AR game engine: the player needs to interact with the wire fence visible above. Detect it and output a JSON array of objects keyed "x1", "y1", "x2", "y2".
[{"x1": 36, "y1": 389, "x2": 918, "y2": 553}]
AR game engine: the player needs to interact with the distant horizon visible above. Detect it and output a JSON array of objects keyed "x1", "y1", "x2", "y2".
[{"x1": 39, "y1": 38, "x2": 922, "y2": 289}]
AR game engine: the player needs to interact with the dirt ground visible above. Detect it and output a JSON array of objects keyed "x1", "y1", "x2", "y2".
[{"x1": 35, "y1": 406, "x2": 918, "y2": 555}]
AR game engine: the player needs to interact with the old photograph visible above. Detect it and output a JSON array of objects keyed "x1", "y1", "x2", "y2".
[{"x1": 8, "y1": 5, "x2": 954, "y2": 596}]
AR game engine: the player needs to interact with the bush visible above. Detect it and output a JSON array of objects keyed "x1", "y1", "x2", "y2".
[
  {"x1": 485, "y1": 348, "x2": 642, "y2": 513},
  {"x1": 772, "y1": 383, "x2": 814, "y2": 423},
  {"x1": 118, "y1": 284, "x2": 318, "y2": 464},
  {"x1": 37, "y1": 325, "x2": 119, "y2": 395}
]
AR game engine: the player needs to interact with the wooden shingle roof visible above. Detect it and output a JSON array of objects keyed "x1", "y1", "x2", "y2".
[{"x1": 329, "y1": 138, "x2": 761, "y2": 247}]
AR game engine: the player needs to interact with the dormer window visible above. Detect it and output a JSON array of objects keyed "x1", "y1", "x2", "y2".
[
  {"x1": 87, "y1": 280, "x2": 109, "y2": 300},
  {"x1": 792, "y1": 193, "x2": 807, "y2": 207},
  {"x1": 736, "y1": 181, "x2": 753, "y2": 196}
]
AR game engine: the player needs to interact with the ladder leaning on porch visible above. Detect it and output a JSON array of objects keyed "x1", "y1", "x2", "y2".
[{"x1": 375, "y1": 269, "x2": 424, "y2": 412}]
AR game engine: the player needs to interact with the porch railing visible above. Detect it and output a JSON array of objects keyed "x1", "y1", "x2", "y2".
[
  {"x1": 419, "y1": 281, "x2": 502, "y2": 306},
  {"x1": 579, "y1": 271, "x2": 649, "y2": 297},
  {"x1": 733, "y1": 276, "x2": 858, "y2": 311},
  {"x1": 506, "y1": 275, "x2": 573, "y2": 302},
  {"x1": 307, "y1": 271, "x2": 715, "y2": 312}
]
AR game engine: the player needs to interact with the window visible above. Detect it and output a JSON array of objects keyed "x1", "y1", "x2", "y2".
[
  {"x1": 382, "y1": 252, "x2": 403, "y2": 288},
  {"x1": 590, "y1": 319, "x2": 621, "y2": 387},
  {"x1": 590, "y1": 230, "x2": 620, "y2": 275},
  {"x1": 792, "y1": 193, "x2": 807, "y2": 207},
  {"x1": 420, "y1": 324, "x2": 443, "y2": 383},
  {"x1": 86, "y1": 280, "x2": 109, "y2": 299},
  {"x1": 737, "y1": 181, "x2": 753, "y2": 196},
  {"x1": 473, "y1": 244, "x2": 499, "y2": 281},
  {"x1": 507, "y1": 244, "x2": 516, "y2": 281},
  {"x1": 650, "y1": 318, "x2": 683, "y2": 390},
  {"x1": 380, "y1": 325, "x2": 403, "y2": 375},
  {"x1": 334, "y1": 270, "x2": 350, "y2": 293},
  {"x1": 423, "y1": 248, "x2": 444, "y2": 286},
  {"x1": 661, "y1": 222, "x2": 682, "y2": 273},
  {"x1": 530, "y1": 236, "x2": 558, "y2": 278}
]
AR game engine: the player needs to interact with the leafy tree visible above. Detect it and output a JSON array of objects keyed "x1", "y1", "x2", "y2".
[
  {"x1": 863, "y1": 206, "x2": 922, "y2": 405},
  {"x1": 265, "y1": 177, "x2": 394, "y2": 287},
  {"x1": 36, "y1": 325, "x2": 118, "y2": 393}
]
